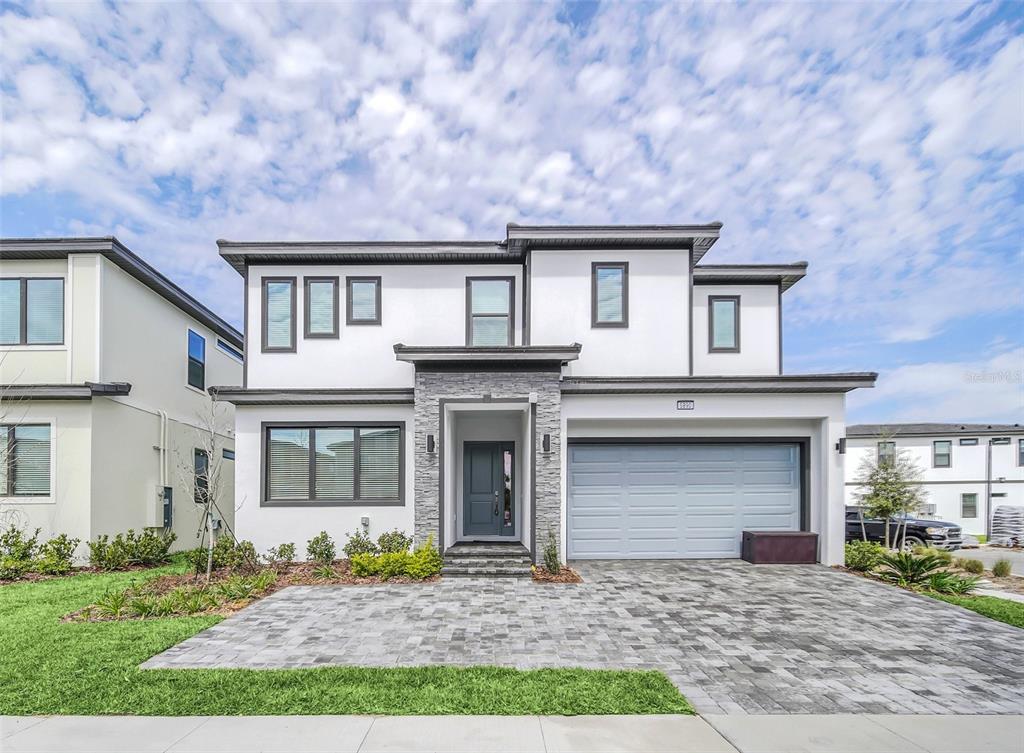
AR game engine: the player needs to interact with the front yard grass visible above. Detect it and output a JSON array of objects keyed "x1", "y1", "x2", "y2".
[
  {"x1": 0, "y1": 564, "x2": 691, "y2": 716},
  {"x1": 928, "y1": 593, "x2": 1024, "y2": 629}
]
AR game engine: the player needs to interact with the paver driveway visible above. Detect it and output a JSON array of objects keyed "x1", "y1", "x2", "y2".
[{"x1": 143, "y1": 561, "x2": 1024, "y2": 714}]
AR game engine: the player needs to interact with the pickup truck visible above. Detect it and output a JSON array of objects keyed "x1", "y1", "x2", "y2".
[{"x1": 845, "y1": 507, "x2": 963, "y2": 551}]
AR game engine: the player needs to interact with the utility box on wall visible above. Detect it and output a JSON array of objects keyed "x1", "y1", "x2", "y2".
[{"x1": 147, "y1": 486, "x2": 173, "y2": 528}]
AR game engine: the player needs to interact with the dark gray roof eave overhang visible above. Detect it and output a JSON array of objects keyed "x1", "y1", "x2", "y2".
[
  {"x1": 847, "y1": 423, "x2": 1024, "y2": 438},
  {"x1": 208, "y1": 386, "x2": 415, "y2": 406},
  {"x1": 693, "y1": 263, "x2": 808, "y2": 292},
  {"x1": 561, "y1": 373, "x2": 878, "y2": 395},
  {"x1": 506, "y1": 223, "x2": 722, "y2": 265},
  {"x1": 0, "y1": 237, "x2": 243, "y2": 349},
  {"x1": 394, "y1": 343, "x2": 582, "y2": 365},
  {"x1": 1, "y1": 382, "x2": 132, "y2": 400}
]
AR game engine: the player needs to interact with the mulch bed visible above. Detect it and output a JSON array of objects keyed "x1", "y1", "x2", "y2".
[
  {"x1": 531, "y1": 566, "x2": 582, "y2": 583},
  {"x1": 1, "y1": 562, "x2": 160, "y2": 587}
]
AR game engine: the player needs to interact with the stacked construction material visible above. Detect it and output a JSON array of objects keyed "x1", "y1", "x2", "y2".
[{"x1": 990, "y1": 505, "x2": 1024, "y2": 547}]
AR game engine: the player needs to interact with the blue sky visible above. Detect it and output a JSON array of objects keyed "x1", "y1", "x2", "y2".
[{"x1": 1, "y1": 1, "x2": 1021, "y2": 422}]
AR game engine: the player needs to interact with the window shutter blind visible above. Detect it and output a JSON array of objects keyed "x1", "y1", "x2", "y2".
[
  {"x1": 265, "y1": 281, "x2": 293, "y2": 348},
  {"x1": 0, "y1": 429, "x2": 9, "y2": 493},
  {"x1": 358, "y1": 427, "x2": 400, "y2": 499},
  {"x1": 315, "y1": 428, "x2": 355, "y2": 498},
  {"x1": 25, "y1": 279, "x2": 63, "y2": 344},
  {"x1": 595, "y1": 267, "x2": 624, "y2": 322},
  {"x1": 349, "y1": 281, "x2": 378, "y2": 321},
  {"x1": 712, "y1": 299, "x2": 737, "y2": 349},
  {"x1": 0, "y1": 280, "x2": 20, "y2": 345},
  {"x1": 307, "y1": 281, "x2": 336, "y2": 334},
  {"x1": 268, "y1": 428, "x2": 309, "y2": 499},
  {"x1": 12, "y1": 425, "x2": 50, "y2": 495},
  {"x1": 470, "y1": 316, "x2": 509, "y2": 346}
]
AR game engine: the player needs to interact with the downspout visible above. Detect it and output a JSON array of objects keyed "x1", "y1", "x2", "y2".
[
  {"x1": 157, "y1": 410, "x2": 168, "y2": 487},
  {"x1": 985, "y1": 439, "x2": 993, "y2": 540}
]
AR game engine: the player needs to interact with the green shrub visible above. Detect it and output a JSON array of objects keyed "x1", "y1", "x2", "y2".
[
  {"x1": 845, "y1": 541, "x2": 884, "y2": 571},
  {"x1": 342, "y1": 530, "x2": 378, "y2": 558},
  {"x1": 876, "y1": 551, "x2": 947, "y2": 587},
  {"x1": 926, "y1": 571, "x2": 980, "y2": 595},
  {"x1": 377, "y1": 552, "x2": 411, "y2": 581},
  {"x1": 88, "y1": 529, "x2": 175, "y2": 571},
  {"x1": 312, "y1": 563, "x2": 336, "y2": 579},
  {"x1": 185, "y1": 536, "x2": 257, "y2": 574},
  {"x1": 961, "y1": 559, "x2": 985, "y2": 575},
  {"x1": 350, "y1": 552, "x2": 379, "y2": 576},
  {"x1": 376, "y1": 529, "x2": 412, "y2": 555},
  {"x1": 88, "y1": 535, "x2": 131, "y2": 571},
  {"x1": 992, "y1": 559, "x2": 1012, "y2": 578},
  {"x1": 543, "y1": 529, "x2": 561, "y2": 574},
  {"x1": 1, "y1": 525, "x2": 40, "y2": 562},
  {"x1": 267, "y1": 542, "x2": 296, "y2": 563},
  {"x1": 407, "y1": 535, "x2": 443, "y2": 579},
  {"x1": 0, "y1": 556, "x2": 31, "y2": 581},
  {"x1": 128, "y1": 595, "x2": 161, "y2": 618},
  {"x1": 306, "y1": 531, "x2": 336, "y2": 564},
  {"x1": 224, "y1": 540, "x2": 259, "y2": 572},
  {"x1": 34, "y1": 534, "x2": 81, "y2": 575},
  {"x1": 132, "y1": 530, "x2": 176, "y2": 565},
  {"x1": 94, "y1": 588, "x2": 130, "y2": 619}
]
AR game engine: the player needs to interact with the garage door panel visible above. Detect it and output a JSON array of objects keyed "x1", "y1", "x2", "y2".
[{"x1": 568, "y1": 442, "x2": 802, "y2": 559}]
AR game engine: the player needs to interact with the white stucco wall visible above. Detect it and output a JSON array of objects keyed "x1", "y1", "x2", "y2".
[
  {"x1": 529, "y1": 248, "x2": 690, "y2": 376},
  {"x1": 245, "y1": 263, "x2": 524, "y2": 389},
  {"x1": 692, "y1": 284, "x2": 780, "y2": 376}
]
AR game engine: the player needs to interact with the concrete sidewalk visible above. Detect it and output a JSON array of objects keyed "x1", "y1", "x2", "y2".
[{"x1": 2, "y1": 714, "x2": 1022, "y2": 753}]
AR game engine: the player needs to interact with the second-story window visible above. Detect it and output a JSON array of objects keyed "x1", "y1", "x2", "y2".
[
  {"x1": 0, "y1": 278, "x2": 64, "y2": 346},
  {"x1": 262, "y1": 277, "x2": 296, "y2": 352},
  {"x1": 709, "y1": 295, "x2": 740, "y2": 352},
  {"x1": 346, "y1": 276, "x2": 381, "y2": 325},
  {"x1": 466, "y1": 277, "x2": 513, "y2": 346},
  {"x1": 305, "y1": 277, "x2": 339, "y2": 337},
  {"x1": 877, "y1": 441, "x2": 896, "y2": 466},
  {"x1": 933, "y1": 440, "x2": 952, "y2": 468},
  {"x1": 1019, "y1": 438, "x2": 1024, "y2": 467},
  {"x1": 591, "y1": 262, "x2": 628, "y2": 327},
  {"x1": 187, "y1": 330, "x2": 206, "y2": 390}
]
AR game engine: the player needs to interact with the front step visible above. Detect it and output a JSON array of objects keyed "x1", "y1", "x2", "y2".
[{"x1": 443, "y1": 542, "x2": 533, "y2": 578}]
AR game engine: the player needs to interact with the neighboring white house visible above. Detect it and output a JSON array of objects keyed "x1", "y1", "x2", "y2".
[
  {"x1": 844, "y1": 423, "x2": 1024, "y2": 537},
  {"x1": 0, "y1": 237, "x2": 243, "y2": 555},
  {"x1": 213, "y1": 223, "x2": 876, "y2": 567}
]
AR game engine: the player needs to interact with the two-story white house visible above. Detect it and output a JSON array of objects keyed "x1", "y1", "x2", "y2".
[
  {"x1": 0, "y1": 237, "x2": 243, "y2": 554},
  {"x1": 844, "y1": 423, "x2": 1024, "y2": 537},
  {"x1": 213, "y1": 223, "x2": 876, "y2": 569}
]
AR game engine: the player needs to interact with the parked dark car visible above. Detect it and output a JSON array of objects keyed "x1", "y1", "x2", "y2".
[{"x1": 845, "y1": 507, "x2": 963, "y2": 551}]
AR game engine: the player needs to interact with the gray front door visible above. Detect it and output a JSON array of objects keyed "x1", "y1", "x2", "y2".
[{"x1": 463, "y1": 442, "x2": 515, "y2": 537}]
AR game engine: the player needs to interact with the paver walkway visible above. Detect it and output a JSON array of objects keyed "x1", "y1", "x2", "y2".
[{"x1": 143, "y1": 561, "x2": 1024, "y2": 715}]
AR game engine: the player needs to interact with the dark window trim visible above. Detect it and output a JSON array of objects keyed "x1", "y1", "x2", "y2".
[
  {"x1": 1, "y1": 277, "x2": 65, "y2": 346},
  {"x1": 216, "y1": 338, "x2": 243, "y2": 362},
  {"x1": 222, "y1": 448, "x2": 235, "y2": 461},
  {"x1": 261, "y1": 277, "x2": 297, "y2": 353},
  {"x1": 260, "y1": 420, "x2": 405, "y2": 507},
  {"x1": 959, "y1": 438, "x2": 979, "y2": 446},
  {"x1": 1019, "y1": 438, "x2": 1024, "y2": 467},
  {"x1": 590, "y1": 262, "x2": 629, "y2": 328},
  {"x1": 961, "y1": 492, "x2": 978, "y2": 518},
  {"x1": 708, "y1": 295, "x2": 740, "y2": 353},
  {"x1": 187, "y1": 329, "x2": 206, "y2": 391},
  {"x1": 345, "y1": 276, "x2": 382, "y2": 326},
  {"x1": 303, "y1": 276, "x2": 340, "y2": 338},
  {"x1": 1, "y1": 423, "x2": 52, "y2": 497},
  {"x1": 933, "y1": 440, "x2": 952, "y2": 468},
  {"x1": 465, "y1": 276, "x2": 515, "y2": 346},
  {"x1": 877, "y1": 440, "x2": 896, "y2": 466},
  {"x1": 194, "y1": 448, "x2": 209, "y2": 505}
]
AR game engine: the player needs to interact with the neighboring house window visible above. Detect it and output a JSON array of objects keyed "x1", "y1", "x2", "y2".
[
  {"x1": 933, "y1": 440, "x2": 952, "y2": 468},
  {"x1": 0, "y1": 278, "x2": 64, "y2": 345},
  {"x1": 305, "y1": 277, "x2": 339, "y2": 337},
  {"x1": 0, "y1": 424, "x2": 51, "y2": 496},
  {"x1": 187, "y1": 330, "x2": 206, "y2": 390},
  {"x1": 265, "y1": 424, "x2": 403, "y2": 505},
  {"x1": 877, "y1": 441, "x2": 896, "y2": 466},
  {"x1": 591, "y1": 262, "x2": 628, "y2": 327},
  {"x1": 194, "y1": 448, "x2": 209, "y2": 505},
  {"x1": 959, "y1": 438, "x2": 978, "y2": 446},
  {"x1": 1019, "y1": 438, "x2": 1024, "y2": 467},
  {"x1": 216, "y1": 339, "x2": 243, "y2": 361},
  {"x1": 708, "y1": 295, "x2": 740, "y2": 352},
  {"x1": 961, "y1": 493, "x2": 977, "y2": 518},
  {"x1": 262, "y1": 277, "x2": 296, "y2": 352},
  {"x1": 346, "y1": 276, "x2": 381, "y2": 325},
  {"x1": 222, "y1": 448, "x2": 235, "y2": 461},
  {"x1": 466, "y1": 277, "x2": 514, "y2": 346}
]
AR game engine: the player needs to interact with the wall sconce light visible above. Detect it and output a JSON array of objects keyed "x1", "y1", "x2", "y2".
[
  {"x1": 835, "y1": 438, "x2": 846, "y2": 454},
  {"x1": 427, "y1": 434, "x2": 436, "y2": 453},
  {"x1": 542, "y1": 434, "x2": 551, "y2": 453}
]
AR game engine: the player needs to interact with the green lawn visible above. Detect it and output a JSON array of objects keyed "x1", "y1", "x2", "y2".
[
  {"x1": 928, "y1": 593, "x2": 1024, "y2": 629},
  {"x1": 0, "y1": 566, "x2": 691, "y2": 716}
]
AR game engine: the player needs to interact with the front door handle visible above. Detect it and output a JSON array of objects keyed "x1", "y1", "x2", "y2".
[{"x1": 493, "y1": 490, "x2": 499, "y2": 516}]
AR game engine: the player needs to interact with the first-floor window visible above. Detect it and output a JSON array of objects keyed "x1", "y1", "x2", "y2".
[
  {"x1": 265, "y1": 424, "x2": 402, "y2": 504},
  {"x1": 0, "y1": 424, "x2": 51, "y2": 496},
  {"x1": 194, "y1": 448, "x2": 209, "y2": 505},
  {"x1": 961, "y1": 493, "x2": 977, "y2": 518}
]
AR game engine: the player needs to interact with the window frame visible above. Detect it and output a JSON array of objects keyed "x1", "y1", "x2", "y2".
[
  {"x1": 187, "y1": 329, "x2": 206, "y2": 391},
  {"x1": 708, "y1": 295, "x2": 741, "y2": 353},
  {"x1": 0, "y1": 277, "x2": 65, "y2": 346},
  {"x1": 260, "y1": 421, "x2": 405, "y2": 507},
  {"x1": 303, "y1": 276, "x2": 340, "y2": 338},
  {"x1": 1, "y1": 422, "x2": 53, "y2": 498},
  {"x1": 590, "y1": 262, "x2": 629, "y2": 328},
  {"x1": 465, "y1": 276, "x2": 515, "y2": 346},
  {"x1": 261, "y1": 277, "x2": 297, "y2": 353},
  {"x1": 961, "y1": 492, "x2": 978, "y2": 518},
  {"x1": 193, "y1": 448, "x2": 209, "y2": 505},
  {"x1": 932, "y1": 440, "x2": 952, "y2": 468},
  {"x1": 1019, "y1": 438, "x2": 1024, "y2": 467},
  {"x1": 345, "y1": 276, "x2": 382, "y2": 326},
  {"x1": 959, "y1": 438, "x2": 978, "y2": 446},
  {"x1": 877, "y1": 441, "x2": 896, "y2": 466}
]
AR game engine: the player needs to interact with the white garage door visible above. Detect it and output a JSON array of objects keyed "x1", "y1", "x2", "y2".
[{"x1": 567, "y1": 442, "x2": 803, "y2": 559}]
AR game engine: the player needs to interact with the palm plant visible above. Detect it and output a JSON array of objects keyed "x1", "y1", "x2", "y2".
[{"x1": 876, "y1": 551, "x2": 946, "y2": 587}]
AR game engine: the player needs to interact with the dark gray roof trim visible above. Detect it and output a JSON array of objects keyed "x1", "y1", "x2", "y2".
[
  {"x1": 561, "y1": 373, "x2": 878, "y2": 395},
  {"x1": 394, "y1": 343, "x2": 582, "y2": 364},
  {"x1": 694, "y1": 263, "x2": 808, "y2": 291},
  {"x1": 1, "y1": 382, "x2": 132, "y2": 400},
  {"x1": 0, "y1": 237, "x2": 243, "y2": 348},
  {"x1": 209, "y1": 386, "x2": 414, "y2": 406},
  {"x1": 507, "y1": 223, "x2": 722, "y2": 264},
  {"x1": 847, "y1": 423, "x2": 1023, "y2": 438}
]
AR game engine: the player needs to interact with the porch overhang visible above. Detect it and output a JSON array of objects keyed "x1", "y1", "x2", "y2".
[
  {"x1": 0, "y1": 382, "x2": 132, "y2": 400},
  {"x1": 208, "y1": 386, "x2": 414, "y2": 405},
  {"x1": 394, "y1": 343, "x2": 582, "y2": 367},
  {"x1": 560, "y1": 373, "x2": 878, "y2": 394}
]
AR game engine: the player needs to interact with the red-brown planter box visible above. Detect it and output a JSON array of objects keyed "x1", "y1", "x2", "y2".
[{"x1": 741, "y1": 531, "x2": 819, "y2": 564}]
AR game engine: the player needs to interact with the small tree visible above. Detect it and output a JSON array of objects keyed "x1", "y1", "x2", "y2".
[{"x1": 852, "y1": 436, "x2": 927, "y2": 549}]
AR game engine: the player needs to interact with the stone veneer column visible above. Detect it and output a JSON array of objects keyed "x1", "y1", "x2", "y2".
[{"x1": 412, "y1": 368, "x2": 562, "y2": 561}]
